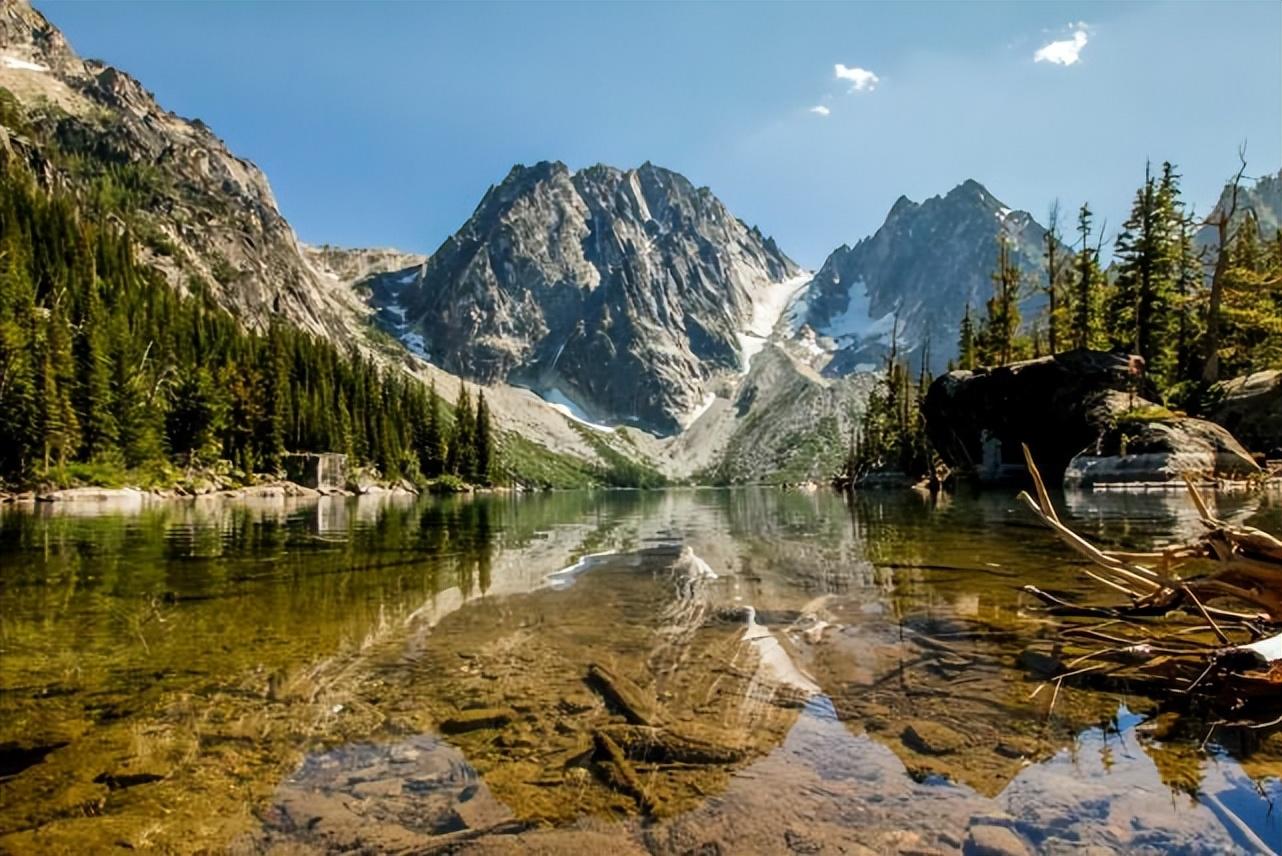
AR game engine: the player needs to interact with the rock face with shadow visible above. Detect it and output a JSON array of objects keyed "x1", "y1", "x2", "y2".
[
  {"x1": 1205, "y1": 369, "x2": 1282, "y2": 457},
  {"x1": 924, "y1": 349, "x2": 1158, "y2": 484}
]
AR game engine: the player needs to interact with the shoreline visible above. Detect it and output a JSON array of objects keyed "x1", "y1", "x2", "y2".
[{"x1": 0, "y1": 480, "x2": 427, "y2": 507}]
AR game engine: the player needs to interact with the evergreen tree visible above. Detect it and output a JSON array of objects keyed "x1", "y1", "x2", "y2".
[
  {"x1": 1069, "y1": 203, "x2": 1105, "y2": 350},
  {"x1": 36, "y1": 296, "x2": 80, "y2": 471},
  {"x1": 1042, "y1": 200, "x2": 1067, "y2": 354},
  {"x1": 1172, "y1": 213, "x2": 1204, "y2": 387},
  {"x1": 418, "y1": 377, "x2": 446, "y2": 477},
  {"x1": 1217, "y1": 220, "x2": 1282, "y2": 377},
  {"x1": 166, "y1": 367, "x2": 222, "y2": 464},
  {"x1": 1108, "y1": 162, "x2": 1181, "y2": 389},
  {"x1": 978, "y1": 234, "x2": 1024, "y2": 366},
  {"x1": 473, "y1": 389, "x2": 493, "y2": 485},
  {"x1": 261, "y1": 322, "x2": 290, "y2": 471},
  {"x1": 957, "y1": 303, "x2": 977, "y2": 370},
  {"x1": 0, "y1": 229, "x2": 38, "y2": 477},
  {"x1": 447, "y1": 384, "x2": 476, "y2": 478}
]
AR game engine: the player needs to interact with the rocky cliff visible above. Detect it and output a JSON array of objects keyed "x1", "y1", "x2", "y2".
[
  {"x1": 790, "y1": 180, "x2": 1052, "y2": 376},
  {"x1": 400, "y1": 160, "x2": 803, "y2": 435},
  {"x1": 0, "y1": 0, "x2": 370, "y2": 339}
]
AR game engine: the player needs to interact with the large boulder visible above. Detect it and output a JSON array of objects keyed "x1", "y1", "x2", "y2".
[
  {"x1": 1064, "y1": 416, "x2": 1260, "y2": 488},
  {"x1": 923, "y1": 349, "x2": 1156, "y2": 484},
  {"x1": 1205, "y1": 370, "x2": 1282, "y2": 457}
]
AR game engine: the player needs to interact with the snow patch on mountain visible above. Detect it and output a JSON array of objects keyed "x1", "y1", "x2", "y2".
[
  {"x1": 737, "y1": 271, "x2": 812, "y2": 372},
  {"x1": 541, "y1": 388, "x2": 617, "y2": 433}
]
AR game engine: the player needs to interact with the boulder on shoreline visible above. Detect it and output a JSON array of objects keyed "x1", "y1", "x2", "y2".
[
  {"x1": 1206, "y1": 370, "x2": 1282, "y2": 457},
  {"x1": 1064, "y1": 416, "x2": 1259, "y2": 488},
  {"x1": 35, "y1": 487, "x2": 150, "y2": 507},
  {"x1": 924, "y1": 350, "x2": 1156, "y2": 485}
]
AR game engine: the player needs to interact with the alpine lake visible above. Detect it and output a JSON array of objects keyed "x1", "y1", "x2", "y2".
[{"x1": 2, "y1": 486, "x2": 1281, "y2": 855}]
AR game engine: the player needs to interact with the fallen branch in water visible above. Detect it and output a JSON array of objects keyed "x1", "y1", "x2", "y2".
[{"x1": 1016, "y1": 444, "x2": 1281, "y2": 715}]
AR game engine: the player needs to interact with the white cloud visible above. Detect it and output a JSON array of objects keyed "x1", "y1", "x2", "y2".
[
  {"x1": 1034, "y1": 29, "x2": 1089, "y2": 65},
  {"x1": 834, "y1": 63, "x2": 879, "y2": 92},
  {"x1": 809, "y1": 105, "x2": 831, "y2": 116}
]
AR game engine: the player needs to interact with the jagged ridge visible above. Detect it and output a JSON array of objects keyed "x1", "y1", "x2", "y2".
[{"x1": 792, "y1": 179, "x2": 1053, "y2": 375}]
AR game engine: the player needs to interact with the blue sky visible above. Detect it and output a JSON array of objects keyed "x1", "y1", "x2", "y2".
[{"x1": 39, "y1": 1, "x2": 1281, "y2": 268}]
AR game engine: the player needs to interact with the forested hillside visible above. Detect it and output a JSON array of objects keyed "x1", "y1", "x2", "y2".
[{"x1": 0, "y1": 119, "x2": 502, "y2": 489}]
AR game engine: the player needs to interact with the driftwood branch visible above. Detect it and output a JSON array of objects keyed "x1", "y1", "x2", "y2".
[{"x1": 1016, "y1": 445, "x2": 1281, "y2": 714}]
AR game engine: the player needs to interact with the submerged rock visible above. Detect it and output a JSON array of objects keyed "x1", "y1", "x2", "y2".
[
  {"x1": 902, "y1": 720, "x2": 966, "y2": 755},
  {"x1": 439, "y1": 708, "x2": 516, "y2": 734},
  {"x1": 1064, "y1": 417, "x2": 1259, "y2": 488},
  {"x1": 1205, "y1": 369, "x2": 1282, "y2": 456},
  {"x1": 923, "y1": 349, "x2": 1157, "y2": 485},
  {"x1": 964, "y1": 823, "x2": 1032, "y2": 856}
]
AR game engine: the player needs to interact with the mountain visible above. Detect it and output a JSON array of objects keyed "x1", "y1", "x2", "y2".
[
  {"x1": 790, "y1": 180, "x2": 1052, "y2": 375},
  {"x1": 1196, "y1": 168, "x2": 1282, "y2": 253},
  {"x1": 0, "y1": 0, "x2": 375, "y2": 339},
  {"x1": 399, "y1": 160, "x2": 804, "y2": 435},
  {"x1": 0, "y1": 0, "x2": 681, "y2": 489}
]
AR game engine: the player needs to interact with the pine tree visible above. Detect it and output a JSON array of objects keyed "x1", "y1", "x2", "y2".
[
  {"x1": 1172, "y1": 214, "x2": 1204, "y2": 387},
  {"x1": 1109, "y1": 162, "x2": 1182, "y2": 389},
  {"x1": 261, "y1": 322, "x2": 290, "y2": 471},
  {"x1": 166, "y1": 367, "x2": 222, "y2": 464},
  {"x1": 473, "y1": 389, "x2": 494, "y2": 485},
  {"x1": 957, "y1": 304, "x2": 977, "y2": 369},
  {"x1": 74, "y1": 273, "x2": 118, "y2": 460},
  {"x1": 1042, "y1": 200, "x2": 1067, "y2": 354},
  {"x1": 0, "y1": 229, "x2": 38, "y2": 478},
  {"x1": 36, "y1": 296, "x2": 81, "y2": 472},
  {"x1": 447, "y1": 384, "x2": 476, "y2": 478},
  {"x1": 1218, "y1": 220, "x2": 1282, "y2": 377},
  {"x1": 418, "y1": 377, "x2": 446, "y2": 477},
  {"x1": 978, "y1": 234, "x2": 1023, "y2": 366},
  {"x1": 1069, "y1": 203, "x2": 1105, "y2": 350}
]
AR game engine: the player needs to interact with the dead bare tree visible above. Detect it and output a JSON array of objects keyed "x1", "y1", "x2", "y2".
[
  {"x1": 1017, "y1": 444, "x2": 1282, "y2": 713},
  {"x1": 1201, "y1": 145, "x2": 1250, "y2": 386}
]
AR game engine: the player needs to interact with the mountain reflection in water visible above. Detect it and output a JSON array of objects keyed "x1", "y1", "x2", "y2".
[{"x1": 1, "y1": 487, "x2": 1280, "y2": 854}]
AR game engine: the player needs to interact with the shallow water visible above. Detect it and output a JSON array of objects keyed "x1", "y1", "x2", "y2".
[{"x1": 1, "y1": 487, "x2": 1280, "y2": 854}]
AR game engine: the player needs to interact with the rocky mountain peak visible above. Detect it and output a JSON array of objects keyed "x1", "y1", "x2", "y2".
[
  {"x1": 790, "y1": 180, "x2": 1052, "y2": 376},
  {"x1": 401, "y1": 160, "x2": 802, "y2": 434}
]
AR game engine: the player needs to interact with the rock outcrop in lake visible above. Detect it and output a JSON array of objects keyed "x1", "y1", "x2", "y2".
[
  {"x1": 924, "y1": 350, "x2": 1157, "y2": 484},
  {"x1": 1064, "y1": 417, "x2": 1259, "y2": 488},
  {"x1": 925, "y1": 349, "x2": 1263, "y2": 487}
]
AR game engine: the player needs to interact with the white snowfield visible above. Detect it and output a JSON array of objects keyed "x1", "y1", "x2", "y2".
[
  {"x1": 541, "y1": 387, "x2": 617, "y2": 433},
  {"x1": 736, "y1": 272, "x2": 813, "y2": 373}
]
